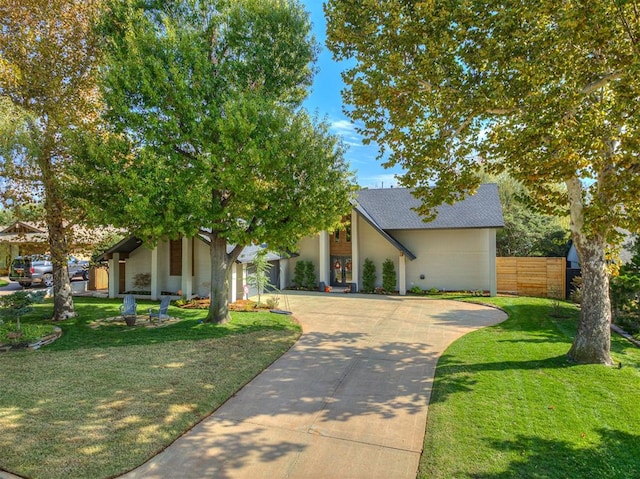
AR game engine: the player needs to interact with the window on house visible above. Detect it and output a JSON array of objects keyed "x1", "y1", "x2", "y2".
[
  {"x1": 335, "y1": 230, "x2": 340, "y2": 242},
  {"x1": 346, "y1": 225, "x2": 351, "y2": 242}
]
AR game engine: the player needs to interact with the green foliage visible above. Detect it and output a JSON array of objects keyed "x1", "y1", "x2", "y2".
[
  {"x1": 326, "y1": 0, "x2": 640, "y2": 363},
  {"x1": 293, "y1": 260, "x2": 306, "y2": 289},
  {"x1": 77, "y1": 0, "x2": 354, "y2": 322},
  {"x1": 248, "y1": 249, "x2": 272, "y2": 304},
  {"x1": 0, "y1": 2, "x2": 103, "y2": 320},
  {"x1": 83, "y1": 0, "x2": 353, "y2": 248},
  {"x1": 0, "y1": 290, "x2": 46, "y2": 331},
  {"x1": 362, "y1": 258, "x2": 376, "y2": 293},
  {"x1": 382, "y1": 258, "x2": 396, "y2": 292},
  {"x1": 409, "y1": 285, "x2": 422, "y2": 295},
  {"x1": 489, "y1": 173, "x2": 570, "y2": 256},
  {"x1": 610, "y1": 236, "x2": 640, "y2": 333},
  {"x1": 303, "y1": 260, "x2": 316, "y2": 290}
]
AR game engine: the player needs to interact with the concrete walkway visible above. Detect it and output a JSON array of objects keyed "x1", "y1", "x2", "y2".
[{"x1": 120, "y1": 292, "x2": 507, "y2": 479}]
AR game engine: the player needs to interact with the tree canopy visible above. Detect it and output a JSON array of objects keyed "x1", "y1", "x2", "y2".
[
  {"x1": 78, "y1": 0, "x2": 354, "y2": 322},
  {"x1": 326, "y1": 0, "x2": 640, "y2": 364},
  {"x1": 0, "y1": 0, "x2": 103, "y2": 319}
]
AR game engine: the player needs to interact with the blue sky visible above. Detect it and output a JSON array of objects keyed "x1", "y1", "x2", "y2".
[{"x1": 300, "y1": 1, "x2": 404, "y2": 189}]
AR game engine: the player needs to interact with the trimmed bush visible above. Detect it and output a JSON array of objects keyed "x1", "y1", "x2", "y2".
[
  {"x1": 382, "y1": 258, "x2": 396, "y2": 293},
  {"x1": 362, "y1": 258, "x2": 376, "y2": 293},
  {"x1": 303, "y1": 261, "x2": 317, "y2": 290},
  {"x1": 292, "y1": 261, "x2": 306, "y2": 289}
]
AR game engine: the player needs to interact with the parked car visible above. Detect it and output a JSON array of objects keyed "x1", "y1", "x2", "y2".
[{"x1": 8, "y1": 255, "x2": 89, "y2": 288}]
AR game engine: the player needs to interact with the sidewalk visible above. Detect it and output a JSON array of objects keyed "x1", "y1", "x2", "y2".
[{"x1": 120, "y1": 292, "x2": 507, "y2": 479}]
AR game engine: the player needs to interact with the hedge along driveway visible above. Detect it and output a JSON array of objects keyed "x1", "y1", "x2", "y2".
[{"x1": 121, "y1": 292, "x2": 507, "y2": 479}]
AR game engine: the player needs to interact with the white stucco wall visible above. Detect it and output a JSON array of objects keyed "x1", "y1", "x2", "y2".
[
  {"x1": 125, "y1": 243, "x2": 177, "y2": 293},
  {"x1": 288, "y1": 235, "x2": 320, "y2": 287},
  {"x1": 392, "y1": 228, "x2": 494, "y2": 292},
  {"x1": 124, "y1": 246, "x2": 151, "y2": 293},
  {"x1": 288, "y1": 219, "x2": 498, "y2": 294},
  {"x1": 357, "y1": 217, "x2": 400, "y2": 290},
  {"x1": 120, "y1": 238, "x2": 248, "y2": 300},
  {"x1": 193, "y1": 238, "x2": 212, "y2": 297}
]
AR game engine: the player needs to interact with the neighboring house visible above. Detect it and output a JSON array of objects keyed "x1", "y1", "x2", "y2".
[
  {"x1": 0, "y1": 220, "x2": 121, "y2": 275},
  {"x1": 291, "y1": 183, "x2": 504, "y2": 296},
  {"x1": 0, "y1": 222, "x2": 49, "y2": 273},
  {"x1": 103, "y1": 183, "x2": 504, "y2": 301},
  {"x1": 567, "y1": 230, "x2": 636, "y2": 269},
  {"x1": 101, "y1": 236, "x2": 289, "y2": 301}
]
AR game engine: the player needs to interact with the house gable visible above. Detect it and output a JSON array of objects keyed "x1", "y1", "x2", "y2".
[{"x1": 354, "y1": 183, "x2": 504, "y2": 231}]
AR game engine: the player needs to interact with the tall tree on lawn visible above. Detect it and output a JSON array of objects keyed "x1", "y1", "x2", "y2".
[
  {"x1": 325, "y1": 0, "x2": 640, "y2": 364},
  {"x1": 80, "y1": 0, "x2": 354, "y2": 323},
  {"x1": 0, "y1": 0, "x2": 103, "y2": 320}
]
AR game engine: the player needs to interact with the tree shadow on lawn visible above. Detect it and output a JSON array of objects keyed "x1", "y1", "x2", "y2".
[{"x1": 473, "y1": 428, "x2": 640, "y2": 479}]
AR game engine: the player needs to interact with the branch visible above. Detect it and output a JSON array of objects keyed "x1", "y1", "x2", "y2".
[
  {"x1": 173, "y1": 145, "x2": 197, "y2": 161},
  {"x1": 581, "y1": 70, "x2": 625, "y2": 96},
  {"x1": 228, "y1": 243, "x2": 244, "y2": 263}
]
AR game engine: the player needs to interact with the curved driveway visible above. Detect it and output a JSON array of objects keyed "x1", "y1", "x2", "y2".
[{"x1": 122, "y1": 292, "x2": 507, "y2": 479}]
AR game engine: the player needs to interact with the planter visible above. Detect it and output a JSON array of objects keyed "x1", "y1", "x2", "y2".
[
  {"x1": 124, "y1": 315, "x2": 136, "y2": 327},
  {"x1": 71, "y1": 281, "x2": 87, "y2": 294}
]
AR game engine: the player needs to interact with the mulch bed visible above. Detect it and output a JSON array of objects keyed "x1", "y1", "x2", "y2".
[{"x1": 178, "y1": 298, "x2": 270, "y2": 312}]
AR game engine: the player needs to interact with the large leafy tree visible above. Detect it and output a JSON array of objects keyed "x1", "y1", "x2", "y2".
[
  {"x1": 326, "y1": 1, "x2": 640, "y2": 364},
  {"x1": 0, "y1": 0, "x2": 102, "y2": 320},
  {"x1": 81, "y1": 0, "x2": 353, "y2": 323}
]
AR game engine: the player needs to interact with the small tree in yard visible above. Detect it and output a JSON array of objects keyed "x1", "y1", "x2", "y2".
[
  {"x1": 0, "y1": 291, "x2": 46, "y2": 333},
  {"x1": 362, "y1": 258, "x2": 376, "y2": 293},
  {"x1": 303, "y1": 261, "x2": 317, "y2": 291},
  {"x1": 248, "y1": 249, "x2": 272, "y2": 306},
  {"x1": 382, "y1": 259, "x2": 396, "y2": 293}
]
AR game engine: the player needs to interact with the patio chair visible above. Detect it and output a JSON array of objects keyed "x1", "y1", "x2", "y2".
[
  {"x1": 120, "y1": 294, "x2": 137, "y2": 326},
  {"x1": 148, "y1": 296, "x2": 171, "y2": 323}
]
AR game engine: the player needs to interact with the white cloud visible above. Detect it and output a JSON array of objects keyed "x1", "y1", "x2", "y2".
[
  {"x1": 358, "y1": 173, "x2": 401, "y2": 189},
  {"x1": 329, "y1": 118, "x2": 362, "y2": 143}
]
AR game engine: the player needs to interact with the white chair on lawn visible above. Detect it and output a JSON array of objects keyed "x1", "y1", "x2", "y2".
[
  {"x1": 120, "y1": 294, "x2": 138, "y2": 326},
  {"x1": 148, "y1": 296, "x2": 171, "y2": 323}
]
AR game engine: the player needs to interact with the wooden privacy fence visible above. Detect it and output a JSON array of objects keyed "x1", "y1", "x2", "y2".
[{"x1": 497, "y1": 257, "x2": 566, "y2": 299}]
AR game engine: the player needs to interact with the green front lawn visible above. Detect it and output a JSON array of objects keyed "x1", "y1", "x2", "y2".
[
  {"x1": 420, "y1": 296, "x2": 640, "y2": 479},
  {"x1": 0, "y1": 297, "x2": 301, "y2": 479}
]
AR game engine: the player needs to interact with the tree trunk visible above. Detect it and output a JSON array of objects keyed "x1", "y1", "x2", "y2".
[
  {"x1": 49, "y1": 226, "x2": 76, "y2": 321},
  {"x1": 206, "y1": 234, "x2": 232, "y2": 324},
  {"x1": 40, "y1": 141, "x2": 76, "y2": 321},
  {"x1": 566, "y1": 178, "x2": 613, "y2": 365}
]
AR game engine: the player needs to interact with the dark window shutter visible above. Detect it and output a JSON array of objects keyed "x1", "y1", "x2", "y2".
[{"x1": 170, "y1": 239, "x2": 182, "y2": 276}]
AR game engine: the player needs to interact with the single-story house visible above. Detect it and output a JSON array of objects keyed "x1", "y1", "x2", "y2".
[
  {"x1": 102, "y1": 236, "x2": 289, "y2": 301},
  {"x1": 102, "y1": 183, "x2": 503, "y2": 300}
]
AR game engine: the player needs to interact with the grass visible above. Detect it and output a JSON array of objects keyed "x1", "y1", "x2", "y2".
[
  {"x1": 419, "y1": 296, "x2": 640, "y2": 479},
  {"x1": 0, "y1": 279, "x2": 8, "y2": 287},
  {"x1": 0, "y1": 297, "x2": 301, "y2": 479}
]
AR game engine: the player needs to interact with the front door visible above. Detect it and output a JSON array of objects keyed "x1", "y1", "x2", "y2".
[{"x1": 331, "y1": 256, "x2": 353, "y2": 286}]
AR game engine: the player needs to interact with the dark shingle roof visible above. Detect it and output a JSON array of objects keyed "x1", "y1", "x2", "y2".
[{"x1": 354, "y1": 183, "x2": 504, "y2": 230}]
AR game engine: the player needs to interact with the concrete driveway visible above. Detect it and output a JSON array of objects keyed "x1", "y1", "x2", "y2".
[{"x1": 121, "y1": 292, "x2": 506, "y2": 479}]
